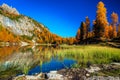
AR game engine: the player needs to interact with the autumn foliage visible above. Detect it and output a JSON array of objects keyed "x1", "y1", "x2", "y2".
[
  {"x1": 118, "y1": 24, "x2": 120, "y2": 37},
  {"x1": 34, "y1": 27, "x2": 76, "y2": 45},
  {"x1": 76, "y1": 17, "x2": 91, "y2": 43},
  {"x1": 0, "y1": 24, "x2": 19, "y2": 42},
  {"x1": 0, "y1": 1, "x2": 120, "y2": 45},
  {"x1": 93, "y1": 1, "x2": 108, "y2": 38},
  {"x1": 76, "y1": 1, "x2": 120, "y2": 44}
]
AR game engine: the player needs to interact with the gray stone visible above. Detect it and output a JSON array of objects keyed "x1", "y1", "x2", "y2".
[
  {"x1": 85, "y1": 66, "x2": 101, "y2": 73},
  {"x1": 1, "y1": 3, "x2": 19, "y2": 15}
]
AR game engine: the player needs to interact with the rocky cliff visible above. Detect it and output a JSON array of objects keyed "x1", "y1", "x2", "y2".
[{"x1": 0, "y1": 3, "x2": 53, "y2": 44}]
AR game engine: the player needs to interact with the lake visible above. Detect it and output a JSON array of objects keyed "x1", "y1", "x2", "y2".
[
  {"x1": 0, "y1": 45, "x2": 120, "y2": 79},
  {"x1": 0, "y1": 45, "x2": 76, "y2": 78}
]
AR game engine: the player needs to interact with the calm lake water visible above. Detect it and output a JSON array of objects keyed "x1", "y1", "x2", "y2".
[
  {"x1": 1, "y1": 45, "x2": 119, "y2": 78},
  {"x1": 0, "y1": 45, "x2": 76, "y2": 78}
]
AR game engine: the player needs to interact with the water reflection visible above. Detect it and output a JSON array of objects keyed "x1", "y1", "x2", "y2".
[
  {"x1": 1, "y1": 45, "x2": 119, "y2": 78},
  {"x1": 0, "y1": 46, "x2": 20, "y2": 62},
  {"x1": 28, "y1": 58, "x2": 76, "y2": 75},
  {"x1": 0, "y1": 45, "x2": 76, "y2": 78}
]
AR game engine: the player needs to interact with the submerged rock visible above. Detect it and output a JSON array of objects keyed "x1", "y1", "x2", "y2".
[{"x1": 47, "y1": 71, "x2": 63, "y2": 80}]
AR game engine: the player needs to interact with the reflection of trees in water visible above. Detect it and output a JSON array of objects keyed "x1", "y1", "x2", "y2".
[
  {"x1": 0, "y1": 46, "x2": 20, "y2": 62},
  {"x1": 34, "y1": 46, "x2": 57, "y2": 63},
  {"x1": 0, "y1": 45, "x2": 77, "y2": 76},
  {"x1": 0, "y1": 45, "x2": 67, "y2": 75}
]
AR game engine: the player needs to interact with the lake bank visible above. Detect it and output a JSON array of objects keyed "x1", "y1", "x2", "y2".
[
  {"x1": 0, "y1": 45, "x2": 120, "y2": 79},
  {"x1": 13, "y1": 63, "x2": 120, "y2": 80}
]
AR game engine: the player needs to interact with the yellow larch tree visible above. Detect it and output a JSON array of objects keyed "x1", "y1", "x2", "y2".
[
  {"x1": 93, "y1": 1, "x2": 108, "y2": 38},
  {"x1": 111, "y1": 12, "x2": 118, "y2": 38}
]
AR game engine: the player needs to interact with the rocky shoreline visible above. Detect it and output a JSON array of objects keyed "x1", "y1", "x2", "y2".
[
  {"x1": 57, "y1": 63, "x2": 120, "y2": 80},
  {"x1": 13, "y1": 63, "x2": 120, "y2": 80}
]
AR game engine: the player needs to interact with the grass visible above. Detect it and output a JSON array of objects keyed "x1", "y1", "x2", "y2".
[
  {"x1": 57, "y1": 45, "x2": 120, "y2": 67},
  {"x1": 0, "y1": 45, "x2": 120, "y2": 78},
  {"x1": 71, "y1": 63, "x2": 81, "y2": 68},
  {"x1": 0, "y1": 67, "x2": 21, "y2": 78}
]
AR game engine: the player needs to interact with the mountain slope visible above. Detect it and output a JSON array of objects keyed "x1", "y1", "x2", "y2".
[
  {"x1": 0, "y1": 4, "x2": 54, "y2": 43},
  {"x1": 0, "y1": 3, "x2": 76, "y2": 45},
  {"x1": 0, "y1": 4, "x2": 46, "y2": 35}
]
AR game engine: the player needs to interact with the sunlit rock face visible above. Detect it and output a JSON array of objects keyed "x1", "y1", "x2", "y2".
[
  {"x1": 0, "y1": 14, "x2": 35, "y2": 36},
  {"x1": 0, "y1": 3, "x2": 19, "y2": 15},
  {"x1": 0, "y1": 3, "x2": 44, "y2": 37}
]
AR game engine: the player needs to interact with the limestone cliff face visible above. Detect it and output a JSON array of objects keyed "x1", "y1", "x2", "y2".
[
  {"x1": 0, "y1": 3, "x2": 46, "y2": 41},
  {"x1": 0, "y1": 14, "x2": 35, "y2": 36},
  {"x1": 0, "y1": 3, "x2": 20, "y2": 15}
]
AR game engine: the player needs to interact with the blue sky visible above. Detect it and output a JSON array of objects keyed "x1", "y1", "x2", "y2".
[{"x1": 0, "y1": 0, "x2": 120, "y2": 37}]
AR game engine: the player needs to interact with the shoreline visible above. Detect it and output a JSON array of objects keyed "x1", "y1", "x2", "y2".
[{"x1": 13, "y1": 63, "x2": 120, "y2": 80}]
